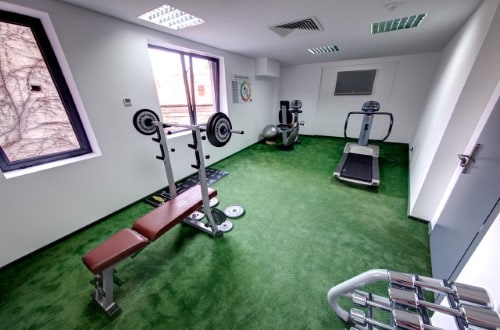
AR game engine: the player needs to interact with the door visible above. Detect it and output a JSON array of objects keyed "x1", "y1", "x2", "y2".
[{"x1": 430, "y1": 96, "x2": 500, "y2": 282}]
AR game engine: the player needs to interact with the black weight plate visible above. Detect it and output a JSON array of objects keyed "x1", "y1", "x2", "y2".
[
  {"x1": 215, "y1": 118, "x2": 231, "y2": 144},
  {"x1": 133, "y1": 109, "x2": 160, "y2": 135},
  {"x1": 207, "y1": 112, "x2": 232, "y2": 147}
]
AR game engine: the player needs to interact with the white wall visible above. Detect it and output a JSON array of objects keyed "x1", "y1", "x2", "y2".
[
  {"x1": 0, "y1": 0, "x2": 276, "y2": 267},
  {"x1": 279, "y1": 63, "x2": 323, "y2": 135},
  {"x1": 409, "y1": 0, "x2": 500, "y2": 221},
  {"x1": 452, "y1": 213, "x2": 500, "y2": 312},
  {"x1": 280, "y1": 54, "x2": 440, "y2": 143}
]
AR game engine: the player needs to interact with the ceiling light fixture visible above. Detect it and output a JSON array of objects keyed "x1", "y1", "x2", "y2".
[
  {"x1": 138, "y1": 4, "x2": 204, "y2": 30},
  {"x1": 308, "y1": 45, "x2": 340, "y2": 54},
  {"x1": 371, "y1": 13, "x2": 427, "y2": 34}
]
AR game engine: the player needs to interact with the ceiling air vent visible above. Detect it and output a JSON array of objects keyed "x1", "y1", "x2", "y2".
[
  {"x1": 308, "y1": 45, "x2": 340, "y2": 54},
  {"x1": 269, "y1": 16, "x2": 324, "y2": 38}
]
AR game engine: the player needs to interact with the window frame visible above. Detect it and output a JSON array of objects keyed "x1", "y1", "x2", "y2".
[
  {"x1": 147, "y1": 44, "x2": 221, "y2": 130},
  {"x1": 0, "y1": 6, "x2": 98, "y2": 176}
]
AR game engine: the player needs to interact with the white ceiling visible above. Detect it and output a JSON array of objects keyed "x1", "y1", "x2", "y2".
[{"x1": 56, "y1": 0, "x2": 482, "y2": 65}]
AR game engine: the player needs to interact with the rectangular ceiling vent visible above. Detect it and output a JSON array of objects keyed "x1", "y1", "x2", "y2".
[
  {"x1": 269, "y1": 16, "x2": 324, "y2": 38},
  {"x1": 308, "y1": 45, "x2": 340, "y2": 54},
  {"x1": 371, "y1": 13, "x2": 427, "y2": 34}
]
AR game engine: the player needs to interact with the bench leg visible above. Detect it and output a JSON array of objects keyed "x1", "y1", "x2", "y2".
[
  {"x1": 183, "y1": 217, "x2": 223, "y2": 237},
  {"x1": 91, "y1": 267, "x2": 120, "y2": 316}
]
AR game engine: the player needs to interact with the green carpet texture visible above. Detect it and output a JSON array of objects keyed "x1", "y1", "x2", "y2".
[{"x1": 0, "y1": 136, "x2": 431, "y2": 329}]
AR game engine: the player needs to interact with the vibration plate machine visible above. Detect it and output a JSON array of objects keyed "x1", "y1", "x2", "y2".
[{"x1": 333, "y1": 101, "x2": 393, "y2": 186}]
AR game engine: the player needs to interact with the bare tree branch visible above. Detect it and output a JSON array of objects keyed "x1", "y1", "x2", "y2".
[{"x1": 0, "y1": 21, "x2": 80, "y2": 162}]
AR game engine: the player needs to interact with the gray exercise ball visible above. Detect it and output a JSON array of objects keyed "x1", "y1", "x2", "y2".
[{"x1": 263, "y1": 125, "x2": 279, "y2": 142}]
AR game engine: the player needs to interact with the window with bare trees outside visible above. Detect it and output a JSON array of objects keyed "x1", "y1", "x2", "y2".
[
  {"x1": 0, "y1": 9, "x2": 92, "y2": 173},
  {"x1": 148, "y1": 45, "x2": 220, "y2": 133}
]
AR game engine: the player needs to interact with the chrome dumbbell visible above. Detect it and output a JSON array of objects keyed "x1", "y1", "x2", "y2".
[
  {"x1": 388, "y1": 271, "x2": 493, "y2": 307},
  {"x1": 349, "y1": 308, "x2": 392, "y2": 330},
  {"x1": 389, "y1": 287, "x2": 500, "y2": 330},
  {"x1": 352, "y1": 290, "x2": 392, "y2": 311},
  {"x1": 392, "y1": 308, "x2": 444, "y2": 330}
]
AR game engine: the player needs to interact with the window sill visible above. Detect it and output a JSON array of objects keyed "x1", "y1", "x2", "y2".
[{"x1": 2, "y1": 151, "x2": 101, "y2": 179}]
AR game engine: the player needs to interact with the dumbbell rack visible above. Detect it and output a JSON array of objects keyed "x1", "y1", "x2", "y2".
[{"x1": 327, "y1": 269, "x2": 500, "y2": 330}]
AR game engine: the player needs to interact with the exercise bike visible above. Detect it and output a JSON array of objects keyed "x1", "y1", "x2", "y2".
[
  {"x1": 333, "y1": 101, "x2": 393, "y2": 186},
  {"x1": 277, "y1": 100, "x2": 303, "y2": 151}
]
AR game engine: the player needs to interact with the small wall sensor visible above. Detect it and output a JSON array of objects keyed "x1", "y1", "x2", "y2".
[{"x1": 123, "y1": 97, "x2": 132, "y2": 107}]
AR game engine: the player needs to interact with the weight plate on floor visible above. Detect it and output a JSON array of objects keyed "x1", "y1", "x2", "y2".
[
  {"x1": 209, "y1": 197, "x2": 219, "y2": 208},
  {"x1": 133, "y1": 109, "x2": 159, "y2": 135},
  {"x1": 224, "y1": 205, "x2": 245, "y2": 218},
  {"x1": 188, "y1": 211, "x2": 205, "y2": 221},
  {"x1": 217, "y1": 220, "x2": 233, "y2": 233}
]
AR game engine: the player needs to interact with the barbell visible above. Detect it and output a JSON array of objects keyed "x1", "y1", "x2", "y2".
[{"x1": 132, "y1": 109, "x2": 243, "y2": 147}]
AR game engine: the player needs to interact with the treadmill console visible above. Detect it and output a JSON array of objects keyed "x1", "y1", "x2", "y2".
[{"x1": 362, "y1": 101, "x2": 380, "y2": 113}]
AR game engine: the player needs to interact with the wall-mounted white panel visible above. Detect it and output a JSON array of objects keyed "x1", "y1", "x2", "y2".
[{"x1": 256, "y1": 57, "x2": 280, "y2": 77}]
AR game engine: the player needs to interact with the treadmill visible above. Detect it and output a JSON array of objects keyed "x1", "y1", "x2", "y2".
[{"x1": 333, "y1": 101, "x2": 393, "y2": 186}]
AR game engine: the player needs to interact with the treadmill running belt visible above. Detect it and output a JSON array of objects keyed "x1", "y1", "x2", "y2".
[{"x1": 341, "y1": 153, "x2": 373, "y2": 182}]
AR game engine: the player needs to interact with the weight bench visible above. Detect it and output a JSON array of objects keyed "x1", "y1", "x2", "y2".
[{"x1": 82, "y1": 185, "x2": 217, "y2": 316}]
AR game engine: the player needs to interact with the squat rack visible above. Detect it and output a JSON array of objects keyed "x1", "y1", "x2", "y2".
[{"x1": 133, "y1": 109, "x2": 244, "y2": 236}]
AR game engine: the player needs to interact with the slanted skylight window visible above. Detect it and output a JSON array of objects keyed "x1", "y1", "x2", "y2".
[
  {"x1": 138, "y1": 4, "x2": 204, "y2": 30},
  {"x1": 0, "y1": 6, "x2": 97, "y2": 176},
  {"x1": 371, "y1": 13, "x2": 427, "y2": 34},
  {"x1": 308, "y1": 45, "x2": 340, "y2": 54}
]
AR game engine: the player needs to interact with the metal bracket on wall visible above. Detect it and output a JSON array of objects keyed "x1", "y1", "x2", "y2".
[{"x1": 457, "y1": 143, "x2": 481, "y2": 174}]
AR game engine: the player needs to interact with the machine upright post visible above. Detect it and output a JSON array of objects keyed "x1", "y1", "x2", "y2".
[
  {"x1": 156, "y1": 122, "x2": 177, "y2": 198},
  {"x1": 358, "y1": 113, "x2": 374, "y2": 146},
  {"x1": 193, "y1": 127, "x2": 220, "y2": 235}
]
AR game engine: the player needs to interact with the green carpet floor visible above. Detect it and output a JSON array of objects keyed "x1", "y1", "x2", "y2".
[{"x1": 0, "y1": 136, "x2": 431, "y2": 329}]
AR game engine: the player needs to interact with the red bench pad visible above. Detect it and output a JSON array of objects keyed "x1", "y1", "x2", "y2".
[
  {"x1": 82, "y1": 228, "x2": 149, "y2": 274},
  {"x1": 132, "y1": 185, "x2": 217, "y2": 241}
]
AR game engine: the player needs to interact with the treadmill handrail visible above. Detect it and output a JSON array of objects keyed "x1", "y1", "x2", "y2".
[{"x1": 343, "y1": 111, "x2": 394, "y2": 142}]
